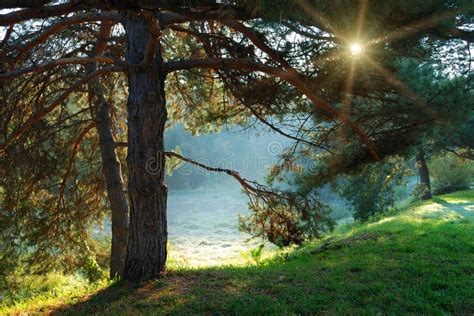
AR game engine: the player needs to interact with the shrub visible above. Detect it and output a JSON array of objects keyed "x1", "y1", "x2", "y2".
[
  {"x1": 336, "y1": 158, "x2": 411, "y2": 222},
  {"x1": 239, "y1": 192, "x2": 335, "y2": 247},
  {"x1": 429, "y1": 154, "x2": 473, "y2": 195},
  {"x1": 82, "y1": 255, "x2": 103, "y2": 283},
  {"x1": 240, "y1": 244, "x2": 265, "y2": 265}
]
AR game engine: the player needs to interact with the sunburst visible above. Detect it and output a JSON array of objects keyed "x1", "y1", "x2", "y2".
[{"x1": 293, "y1": 0, "x2": 470, "y2": 159}]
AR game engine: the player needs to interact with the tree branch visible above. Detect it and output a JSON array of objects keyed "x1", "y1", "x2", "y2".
[
  {"x1": 0, "y1": 56, "x2": 121, "y2": 81},
  {"x1": 0, "y1": 66, "x2": 121, "y2": 152},
  {"x1": 246, "y1": 103, "x2": 332, "y2": 153},
  {"x1": 0, "y1": 0, "x2": 51, "y2": 9},
  {"x1": 58, "y1": 122, "x2": 95, "y2": 208},
  {"x1": 164, "y1": 150, "x2": 274, "y2": 195},
  {"x1": 223, "y1": 20, "x2": 293, "y2": 70},
  {"x1": 165, "y1": 57, "x2": 380, "y2": 159},
  {"x1": 159, "y1": 9, "x2": 253, "y2": 26},
  {"x1": 0, "y1": 25, "x2": 14, "y2": 49},
  {"x1": 0, "y1": 2, "x2": 89, "y2": 26},
  {"x1": 0, "y1": 1, "x2": 254, "y2": 26},
  {"x1": 9, "y1": 13, "x2": 120, "y2": 64}
]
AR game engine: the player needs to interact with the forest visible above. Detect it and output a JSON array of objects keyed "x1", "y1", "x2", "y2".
[{"x1": 0, "y1": 0, "x2": 473, "y2": 314}]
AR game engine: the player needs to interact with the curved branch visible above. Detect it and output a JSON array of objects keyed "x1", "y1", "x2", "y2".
[
  {"x1": 0, "y1": 66, "x2": 121, "y2": 152},
  {"x1": 247, "y1": 105, "x2": 333, "y2": 153},
  {"x1": 0, "y1": 2, "x2": 89, "y2": 26},
  {"x1": 165, "y1": 57, "x2": 379, "y2": 159},
  {"x1": 9, "y1": 13, "x2": 120, "y2": 64},
  {"x1": 164, "y1": 150, "x2": 272, "y2": 195},
  {"x1": 58, "y1": 122, "x2": 95, "y2": 208},
  {"x1": 0, "y1": 56, "x2": 120, "y2": 81},
  {"x1": 223, "y1": 20, "x2": 293, "y2": 70}
]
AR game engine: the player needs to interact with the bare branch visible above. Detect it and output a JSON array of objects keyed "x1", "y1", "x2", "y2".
[
  {"x1": 246, "y1": 104, "x2": 333, "y2": 153},
  {"x1": 58, "y1": 122, "x2": 95, "y2": 208},
  {"x1": 164, "y1": 150, "x2": 273, "y2": 195}
]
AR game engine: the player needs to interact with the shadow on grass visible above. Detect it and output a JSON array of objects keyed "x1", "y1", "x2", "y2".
[
  {"x1": 52, "y1": 216, "x2": 474, "y2": 315},
  {"x1": 50, "y1": 281, "x2": 136, "y2": 315}
]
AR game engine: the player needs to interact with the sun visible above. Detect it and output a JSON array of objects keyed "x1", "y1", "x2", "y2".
[{"x1": 349, "y1": 42, "x2": 364, "y2": 56}]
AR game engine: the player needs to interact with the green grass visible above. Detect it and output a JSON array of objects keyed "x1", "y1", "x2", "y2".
[
  {"x1": 2, "y1": 190, "x2": 474, "y2": 315},
  {"x1": 0, "y1": 272, "x2": 109, "y2": 314}
]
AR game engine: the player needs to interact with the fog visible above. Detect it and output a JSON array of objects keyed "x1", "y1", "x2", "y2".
[
  {"x1": 165, "y1": 124, "x2": 290, "y2": 266},
  {"x1": 97, "y1": 124, "x2": 415, "y2": 266}
]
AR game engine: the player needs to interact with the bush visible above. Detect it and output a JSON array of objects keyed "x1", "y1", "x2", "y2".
[
  {"x1": 82, "y1": 255, "x2": 103, "y2": 283},
  {"x1": 429, "y1": 154, "x2": 473, "y2": 195},
  {"x1": 336, "y1": 158, "x2": 411, "y2": 222},
  {"x1": 239, "y1": 192, "x2": 335, "y2": 247},
  {"x1": 240, "y1": 244, "x2": 265, "y2": 265}
]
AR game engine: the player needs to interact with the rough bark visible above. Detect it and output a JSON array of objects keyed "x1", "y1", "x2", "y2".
[
  {"x1": 95, "y1": 96, "x2": 130, "y2": 278},
  {"x1": 87, "y1": 21, "x2": 129, "y2": 279},
  {"x1": 84, "y1": 90, "x2": 129, "y2": 279},
  {"x1": 123, "y1": 13, "x2": 168, "y2": 281},
  {"x1": 416, "y1": 148, "x2": 432, "y2": 200}
]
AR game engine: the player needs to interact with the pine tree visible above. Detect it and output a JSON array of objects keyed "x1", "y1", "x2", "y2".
[{"x1": 1, "y1": 0, "x2": 472, "y2": 281}]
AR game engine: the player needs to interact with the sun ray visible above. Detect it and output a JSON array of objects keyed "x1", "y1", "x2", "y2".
[
  {"x1": 355, "y1": 0, "x2": 369, "y2": 40},
  {"x1": 342, "y1": 60, "x2": 356, "y2": 118},
  {"x1": 368, "y1": 5, "x2": 474, "y2": 46},
  {"x1": 295, "y1": 0, "x2": 344, "y2": 42},
  {"x1": 363, "y1": 56, "x2": 440, "y2": 120},
  {"x1": 329, "y1": 59, "x2": 357, "y2": 153}
]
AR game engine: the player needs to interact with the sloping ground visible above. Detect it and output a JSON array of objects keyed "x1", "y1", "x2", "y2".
[{"x1": 5, "y1": 190, "x2": 474, "y2": 315}]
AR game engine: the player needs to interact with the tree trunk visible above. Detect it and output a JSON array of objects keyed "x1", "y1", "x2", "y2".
[
  {"x1": 416, "y1": 148, "x2": 432, "y2": 200},
  {"x1": 95, "y1": 97, "x2": 130, "y2": 279},
  {"x1": 123, "y1": 13, "x2": 168, "y2": 281},
  {"x1": 87, "y1": 48, "x2": 129, "y2": 278}
]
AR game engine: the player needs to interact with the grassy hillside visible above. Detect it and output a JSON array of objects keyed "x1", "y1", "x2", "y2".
[{"x1": 2, "y1": 190, "x2": 474, "y2": 315}]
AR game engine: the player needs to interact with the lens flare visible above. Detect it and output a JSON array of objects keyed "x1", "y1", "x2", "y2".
[{"x1": 350, "y1": 43, "x2": 364, "y2": 56}]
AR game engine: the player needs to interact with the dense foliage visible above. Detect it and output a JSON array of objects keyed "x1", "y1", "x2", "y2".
[
  {"x1": 335, "y1": 158, "x2": 411, "y2": 221},
  {"x1": 429, "y1": 154, "x2": 474, "y2": 194}
]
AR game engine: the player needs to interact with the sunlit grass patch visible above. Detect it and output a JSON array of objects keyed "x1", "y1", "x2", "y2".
[
  {"x1": 0, "y1": 272, "x2": 109, "y2": 314},
  {"x1": 440, "y1": 189, "x2": 474, "y2": 203},
  {"x1": 166, "y1": 240, "x2": 276, "y2": 270}
]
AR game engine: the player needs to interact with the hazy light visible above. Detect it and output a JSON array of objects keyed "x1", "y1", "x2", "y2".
[{"x1": 349, "y1": 42, "x2": 364, "y2": 56}]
